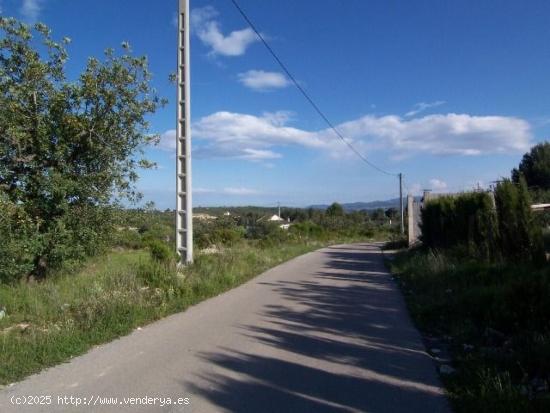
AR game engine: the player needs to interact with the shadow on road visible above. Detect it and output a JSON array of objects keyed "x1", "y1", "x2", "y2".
[{"x1": 185, "y1": 244, "x2": 449, "y2": 412}]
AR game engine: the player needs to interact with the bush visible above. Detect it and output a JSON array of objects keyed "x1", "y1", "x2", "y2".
[
  {"x1": 147, "y1": 240, "x2": 173, "y2": 263},
  {"x1": 289, "y1": 221, "x2": 326, "y2": 239},
  {"x1": 247, "y1": 221, "x2": 284, "y2": 240},
  {"x1": 111, "y1": 229, "x2": 144, "y2": 250},
  {"x1": 194, "y1": 218, "x2": 245, "y2": 249}
]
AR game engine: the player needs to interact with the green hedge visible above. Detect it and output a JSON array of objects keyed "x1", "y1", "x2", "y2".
[
  {"x1": 494, "y1": 178, "x2": 545, "y2": 263},
  {"x1": 420, "y1": 178, "x2": 545, "y2": 263},
  {"x1": 420, "y1": 192, "x2": 498, "y2": 260}
]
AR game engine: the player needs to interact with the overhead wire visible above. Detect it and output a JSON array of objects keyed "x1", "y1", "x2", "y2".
[{"x1": 228, "y1": 0, "x2": 398, "y2": 177}]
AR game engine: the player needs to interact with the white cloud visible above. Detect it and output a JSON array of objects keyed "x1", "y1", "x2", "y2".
[
  {"x1": 429, "y1": 179, "x2": 448, "y2": 191},
  {"x1": 21, "y1": 0, "x2": 43, "y2": 23},
  {"x1": 333, "y1": 113, "x2": 532, "y2": 157},
  {"x1": 223, "y1": 187, "x2": 259, "y2": 195},
  {"x1": 191, "y1": 6, "x2": 259, "y2": 56},
  {"x1": 193, "y1": 111, "x2": 327, "y2": 149},
  {"x1": 405, "y1": 101, "x2": 446, "y2": 118},
  {"x1": 238, "y1": 70, "x2": 291, "y2": 91},
  {"x1": 196, "y1": 111, "x2": 531, "y2": 159},
  {"x1": 158, "y1": 129, "x2": 177, "y2": 151},
  {"x1": 156, "y1": 111, "x2": 532, "y2": 163},
  {"x1": 193, "y1": 187, "x2": 259, "y2": 196},
  {"x1": 240, "y1": 148, "x2": 282, "y2": 161},
  {"x1": 190, "y1": 110, "x2": 339, "y2": 161}
]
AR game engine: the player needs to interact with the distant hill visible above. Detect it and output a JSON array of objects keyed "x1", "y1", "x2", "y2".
[
  {"x1": 309, "y1": 198, "x2": 404, "y2": 212},
  {"x1": 193, "y1": 198, "x2": 421, "y2": 214}
]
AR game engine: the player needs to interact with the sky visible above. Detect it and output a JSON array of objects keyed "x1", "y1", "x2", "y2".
[{"x1": 2, "y1": 0, "x2": 550, "y2": 208}]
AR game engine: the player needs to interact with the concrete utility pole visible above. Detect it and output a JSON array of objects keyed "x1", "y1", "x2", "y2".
[
  {"x1": 176, "y1": 0, "x2": 193, "y2": 264},
  {"x1": 399, "y1": 173, "x2": 404, "y2": 235}
]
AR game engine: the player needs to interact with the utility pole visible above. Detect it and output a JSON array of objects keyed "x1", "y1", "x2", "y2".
[
  {"x1": 399, "y1": 173, "x2": 404, "y2": 235},
  {"x1": 176, "y1": 0, "x2": 193, "y2": 265}
]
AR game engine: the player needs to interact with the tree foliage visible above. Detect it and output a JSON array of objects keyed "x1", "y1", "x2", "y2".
[
  {"x1": 0, "y1": 18, "x2": 165, "y2": 280},
  {"x1": 326, "y1": 202, "x2": 344, "y2": 217},
  {"x1": 512, "y1": 141, "x2": 550, "y2": 190}
]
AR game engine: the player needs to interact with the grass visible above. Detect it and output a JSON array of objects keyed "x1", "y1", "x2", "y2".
[
  {"x1": 389, "y1": 248, "x2": 550, "y2": 413},
  {"x1": 0, "y1": 235, "x2": 374, "y2": 386}
]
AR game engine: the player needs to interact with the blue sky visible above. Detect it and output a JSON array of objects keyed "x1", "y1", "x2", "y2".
[{"x1": 2, "y1": 0, "x2": 550, "y2": 208}]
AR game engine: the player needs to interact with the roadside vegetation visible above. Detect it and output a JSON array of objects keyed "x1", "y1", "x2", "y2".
[
  {"x1": 391, "y1": 142, "x2": 550, "y2": 413},
  {"x1": 0, "y1": 204, "x2": 398, "y2": 385}
]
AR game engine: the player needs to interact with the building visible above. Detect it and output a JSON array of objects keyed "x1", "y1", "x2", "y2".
[{"x1": 257, "y1": 210, "x2": 292, "y2": 230}]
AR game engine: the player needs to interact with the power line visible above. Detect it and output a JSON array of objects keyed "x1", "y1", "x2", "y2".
[{"x1": 228, "y1": 0, "x2": 398, "y2": 177}]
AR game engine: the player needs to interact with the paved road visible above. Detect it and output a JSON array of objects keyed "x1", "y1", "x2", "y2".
[{"x1": 0, "y1": 243, "x2": 450, "y2": 413}]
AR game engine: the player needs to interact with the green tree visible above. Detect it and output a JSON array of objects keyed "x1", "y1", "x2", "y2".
[
  {"x1": 370, "y1": 208, "x2": 386, "y2": 222},
  {"x1": 385, "y1": 208, "x2": 398, "y2": 220},
  {"x1": 0, "y1": 18, "x2": 165, "y2": 279},
  {"x1": 512, "y1": 142, "x2": 550, "y2": 190},
  {"x1": 326, "y1": 202, "x2": 344, "y2": 217}
]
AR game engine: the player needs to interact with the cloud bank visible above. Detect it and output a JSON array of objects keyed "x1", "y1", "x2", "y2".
[{"x1": 158, "y1": 111, "x2": 532, "y2": 163}]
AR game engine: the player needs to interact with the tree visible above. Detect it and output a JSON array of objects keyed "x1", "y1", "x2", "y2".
[
  {"x1": 0, "y1": 18, "x2": 165, "y2": 279},
  {"x1": 326, "y1": 202, "x2": 344, "y2": 217},
  {"x1": 370, "y1": 208, "x2": 386, "y2": 222},
  {"x1": 385, "y1": 208, "x2": 398, "y2": 220},
  {"x1": 512, "y1": 142, "x2": 550, "y2": 190}
]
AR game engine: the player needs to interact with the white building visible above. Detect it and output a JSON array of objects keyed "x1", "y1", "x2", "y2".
[{"x1": 263, "y1": 214, "x2": 291, "y2": 230}]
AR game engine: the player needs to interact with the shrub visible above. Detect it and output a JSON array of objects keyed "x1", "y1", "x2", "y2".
[
  {"x1": 247, "y1": 221, "x2": 283, "y2": 240},
  {"x1": 194, "y1": 218, "x2": 245, "y2": 249},
  {"x1": 289, "y1": 221, "x2": 326, "y2": 239},
  {"x1": 147, "y1": 240, "x2": 172, "y2": 263},
  {"x1": 111, "y1": 229, "x2": 144, "y2": 250},
  {"x1": 141, "y1": 223, "x2": 173, "y2": 245}
]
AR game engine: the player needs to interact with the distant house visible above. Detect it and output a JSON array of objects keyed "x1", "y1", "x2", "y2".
[
  {"x1": 259, "y1": 213, "x2": 292, "y2": 230},
  {"x1": 194, "y1": 213, "x2": 216, "y2": 221}
]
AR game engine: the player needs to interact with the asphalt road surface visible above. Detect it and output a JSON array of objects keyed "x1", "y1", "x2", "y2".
[{"x1": 0, "y1": 243, "x2": 450, "y2": 413}]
